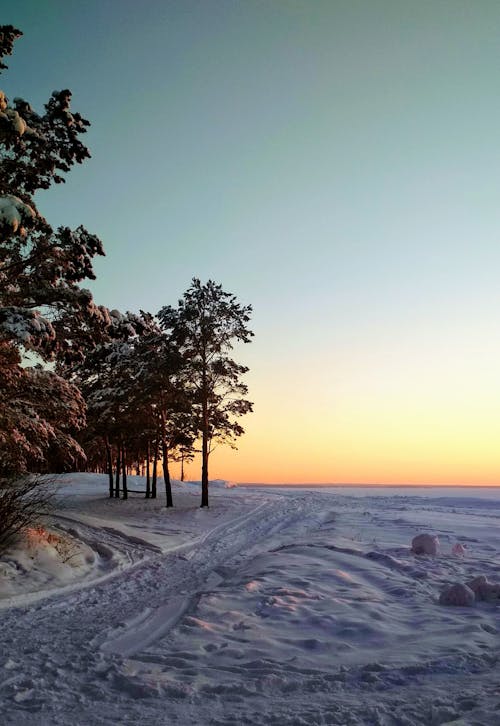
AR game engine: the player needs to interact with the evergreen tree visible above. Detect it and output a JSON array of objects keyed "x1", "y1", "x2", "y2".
[
  {"x1": 0, "y1": 26, "x2": 108, "y2": 475},
  {"x1": 158, "y1": 279, "x2": 253, "y2": 507}
]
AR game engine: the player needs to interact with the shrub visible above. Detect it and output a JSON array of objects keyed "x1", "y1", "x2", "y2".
[{"x1": 0, "y1": 475, "x2": 55, "y2": 554}]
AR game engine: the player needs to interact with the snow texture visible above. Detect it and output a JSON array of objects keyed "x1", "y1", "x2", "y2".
[{"x1": 0, "y1": 475, "x2": 500, "y2": 725}]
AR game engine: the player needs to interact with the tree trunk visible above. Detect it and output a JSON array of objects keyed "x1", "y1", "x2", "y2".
[
  {"x1": 161, "y1": 409, "x2": 173, "y2": 508},
  {"x1": 163, "y1": 441, "x2": 173, "y2": 508},
  {"x1": 180, "y1": 452, "x2": 185, "y2": 482},
  {"x1": 201, "y1": 434, "x2": 209, "y2": 507},
  {"x1": 201, "y1": 389, "x2": 209, "y2": 507},
  {"x1": 145, "y1": 440, "x2": 151, "y2": 498},
  {"x1": 114, "y1": 448, "x2": 120, "y2": 498},
  {"x1": 152, "y1": 439, "x2": 158, "y2": 499},
  {"x1": 105, "y1": 437, "x2": 113, "y2": 498},
  {"x1": 122, "y1": 444, "x2": 128, "y2": 500}
]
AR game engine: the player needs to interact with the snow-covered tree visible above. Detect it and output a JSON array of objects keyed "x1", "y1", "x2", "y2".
[
  {"x1": 0, "y1": 341, "x2": 86, "y2": 476},
  {"x1": 158, "y1": 279, "x2": 253, "y2": 508},
  {"x1": 0, "y1": 26, "x2": 108, "y2": 474}
]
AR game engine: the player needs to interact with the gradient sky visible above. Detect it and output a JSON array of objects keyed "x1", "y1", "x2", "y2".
[{"x1": 3, "y1": 0, "x2": 500, "y2": 484}]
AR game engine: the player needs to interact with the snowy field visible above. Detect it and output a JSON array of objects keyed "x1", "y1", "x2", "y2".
[{"x1": 1, "y1": 475, "x2": 500, "y2": 725}]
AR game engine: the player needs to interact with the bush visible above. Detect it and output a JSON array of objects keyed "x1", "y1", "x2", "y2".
[{"x1": 0, "y1": 475, "x2": 55, "y2": 554}]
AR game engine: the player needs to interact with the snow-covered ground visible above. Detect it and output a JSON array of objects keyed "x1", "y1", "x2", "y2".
[{"x1": 1, "y1": 475, "x2": 499, "y2": 725}]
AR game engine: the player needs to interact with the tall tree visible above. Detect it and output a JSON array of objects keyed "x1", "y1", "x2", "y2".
[
  {"x1": 158, "y1": 279, "x2": 253, "y2": 507},
  {"x1": 0, "y1": 26, "x2": 108, "y2": 475}
]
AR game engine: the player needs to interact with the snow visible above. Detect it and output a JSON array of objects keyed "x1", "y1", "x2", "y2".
[
  {"x1": 0, "y1": 475, "x2": 500, "y2": 724},
  {"x1": 411, "y1": 532, "x2": 440, "y2": 555},
  {"x1": 0, "y1": 526, "x2": 94, "y2": 600},
  {"x1": 439, "y1": 582, "x2": 475, "y2": 607},
  {"x1": 0, "y1": 195, "x2": 35, "y2": 234}
]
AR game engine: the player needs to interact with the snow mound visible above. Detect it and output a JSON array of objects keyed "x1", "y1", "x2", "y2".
[
  {"x1": 0, "y1": 526, "x2": 94, "y2": 600},
  {"x1": 467, "y1": 575, "x2": 500, "y2": 602},
  {"x1": 439, "y1": 583, "x2": 475, "y2": 607},
  {"x1": 411, "y1": 533, "x2": 440, "y2": 555}
]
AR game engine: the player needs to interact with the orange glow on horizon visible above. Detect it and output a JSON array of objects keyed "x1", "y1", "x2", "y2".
[
  {"x1": 178, "y1": 365, "x2": 500, "y2": 487},
  {"x1": 165, "y1": 323, "x2": 500, "y2": 488}
]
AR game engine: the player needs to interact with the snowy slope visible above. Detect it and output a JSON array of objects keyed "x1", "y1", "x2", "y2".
[{"x1": 1, "y1": 475, "x2": 500, "y2": 725}]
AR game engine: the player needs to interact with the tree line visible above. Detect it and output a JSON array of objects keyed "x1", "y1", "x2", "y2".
[{"x1": 0, "y1": 26, "x2": 253, "y2": 526}]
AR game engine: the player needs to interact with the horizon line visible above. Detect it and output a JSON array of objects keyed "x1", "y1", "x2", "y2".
[{"x1": 234, "y1": 482, "x2": 500, "y2": 488}]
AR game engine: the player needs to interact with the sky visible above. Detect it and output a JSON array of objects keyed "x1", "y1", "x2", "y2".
[{"x1": 3, "y1": 0, "x2": 500, "y2": 485}]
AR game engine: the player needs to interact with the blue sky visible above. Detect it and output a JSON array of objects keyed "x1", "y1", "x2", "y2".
[{"x1": 3, "y1": 0, "x2": 500, "y2": 483}]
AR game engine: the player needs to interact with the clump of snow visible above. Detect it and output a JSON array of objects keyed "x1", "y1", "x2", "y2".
[
  {"x1": 452, "y1": 542, "x2": 467, "y2": 556},
  {"x1": 467, "y1": 575, "x2": 489, "y2": 599},
  {"x1": 466, "y1": 575, "x2": 500, "y2": 602},
  {"x1": 0, "y1": 92, "x2": 40, "y2": 140},
  {"x1": 0, "y1": 194, "x2": 36, "y2": 235},
  {"x1": 411, "y1": 533, "x2": 440, "y2": 555},
  {"x1": 0, "y1": 91, "x2": 25, "y2": 134},
  {"x1": 439, "y1": 583, "x2": 475, "y2": 606},
  {"x1": 0, "y1": 307, "x2": 56, "y2": 346}
]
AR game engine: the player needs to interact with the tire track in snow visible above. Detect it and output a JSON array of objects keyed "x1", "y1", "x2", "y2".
[{"x1": 183, "y1": 500, "x2": 269, "y2": 561}]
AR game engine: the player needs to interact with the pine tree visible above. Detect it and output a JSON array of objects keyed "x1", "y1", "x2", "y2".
[
  {"x1": 0, "y1": 26, "x2": 108, "y2": 475},
  {"x1": 158, "y1": 279, "x2": 253, "y2": 508}
]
